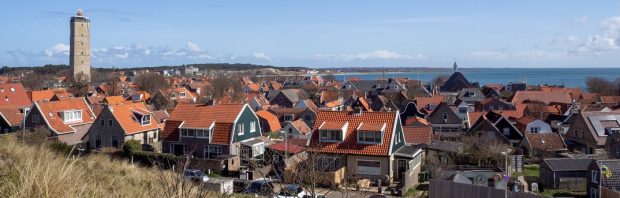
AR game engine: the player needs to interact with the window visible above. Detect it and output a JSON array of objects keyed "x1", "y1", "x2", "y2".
[
  {"x1": 487, "y1": 131, "x2": 495, "y2": 139},
  {"x1": 108, "y1": 119, "x2": 113, "y2": 127},
  {"x1": 171, "y1": 93, "x2": 176, "y2": 98},
  {"x1": 95, "y1": 135, "x2": 101, "y2": 149},
  {"x1": 252, "y1": 144, "x2": 265, "y2": 157},
  {"x1": 358, "y1": 131, "x2": 382, "y2": 144},
  {"x1": 503, "y1": 128, "x2": 510, "y2": 135},
  {"x1": 250, "y1": 121, "x2": 256, "y2": 133},
  {"x1": 32, "y1": 115, "x2": 40, "y2": 124},
  {"x1": 283, "y1": 114, "x2": 294, "y2": 122},
  {"x1": 63, "y1": 110, "x2": 82, "y2": 122},
  {"x1": 318, "y1": 157, "x2": 340, "y2": 171},
  {"x1": 204, "y1": 145, "x2": 222, "y2": 159},
  {"x1": 592, "y1": 171, "x2": 598, "y2": 183},
  {"x1": 459, "y1": 107, "x2": 468, "y2": 114},
  {"x1": 237, "y1": 123, "x2": 245, "y2": 135},
  {"x1": 320, "y1": 130, "x2": 342, "y2": 142},
  {"x1": 180, "y1": 129, "x2": 195, "y2": 137},
  {"x1": 100, "y1": 119, "x2": 105, "y2": 127},
  {"x1": 141, "y1": 115, "x2": 151, "y2": 125},
  {"x1": 196, "y1": 129, "x2": 210, "y2": 139},
  {"x1": 442, "y1": 112, "x2": 448, "y2": 120},
  {"x1": 179, "y1": 92, "x2": 186, "y2": 98},
  {"x1": 530, "y1": 127, "x2": 540, "y2": 133},
  {"x1": 591, "y1": 188, "x2": 599, "y2": 198},
  {"x1": 357, "y1": 160, "x2": 381, "y2": 175},
  {"x1": 303, "y1": 115, "x2": 313, "y2": 121},
  {"x1": 111, "y1": 136, "x2": 119, "y2": 148}
]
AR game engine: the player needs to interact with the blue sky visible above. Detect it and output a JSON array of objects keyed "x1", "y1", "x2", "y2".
[{"x1": 1, "y1": 1, "x2": 619, "y2": 68}]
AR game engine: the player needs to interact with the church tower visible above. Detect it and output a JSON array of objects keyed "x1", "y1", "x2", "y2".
[{"x1": 70, "y1": 9, "x2": 91, "y2": 82}]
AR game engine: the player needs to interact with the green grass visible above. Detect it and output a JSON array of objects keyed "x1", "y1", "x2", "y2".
[
  {"x1": 523, "y1": 164, "x2": 540, "y2": 177},
  {"x1": 403, "y1": 186, "x2": 417, "y2": 197}
]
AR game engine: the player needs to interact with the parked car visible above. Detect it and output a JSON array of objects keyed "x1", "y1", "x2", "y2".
[
  {"x1": 183, "y1": 169, "x2": 209, "y2": 182},
  {"x1": 274, "y1": 184, "x2": 315, "y2": 198},
  {"x1": 244, "y1": 180, "x2": 275, "y2": 196}
]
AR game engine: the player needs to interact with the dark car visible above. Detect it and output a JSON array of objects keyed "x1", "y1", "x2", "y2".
[{"x1": 243, "y1": 180, "x2": 275, "y2": 196}]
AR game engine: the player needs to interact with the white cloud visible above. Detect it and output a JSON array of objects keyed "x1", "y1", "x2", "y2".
[
  {"x1": 253, "y1": 52, "x2": 271, "y2": 61},
  {"x1": 316, "y1": 50, "x2": 427, "y2": 61},
  {"x1": 551, "y1": 36, "x2": 580, "y2": 45},
  {"x1": 44, "y1": 43, "x2": 70, "y2": 57},
  {"x1": 186, "y1": 42, "x2": 202, "y2": 52},
  {"x1": 470, "y1": 50, "x2": 561, "y2": 59}
]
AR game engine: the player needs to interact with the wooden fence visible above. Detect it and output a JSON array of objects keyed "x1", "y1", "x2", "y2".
[{"x1": 429, "y1": 179, "x2": 546, "y2": 198}]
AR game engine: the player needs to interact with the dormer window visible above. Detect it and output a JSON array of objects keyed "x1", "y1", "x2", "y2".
[
  {"x1": 357, "y1": 123, "x2": 386, "y2": 144},
  {"x1": 320, "y1": 130, "x2": 342, "y2": 142},
  {"x1": 319, "y1": 121, "x2": 348, "y2": 142},
  {"x1": 179, "y1": 92, "x2": 186, "y2": 98},
  {"x1": 141, "y1": 115, "x2": 151, "y2": 125},
  {"x1": 63, "y1": 110, "x2": 82, "y2": 123}
]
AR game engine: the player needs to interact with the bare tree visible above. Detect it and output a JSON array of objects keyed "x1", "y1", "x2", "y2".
[
  {"x1": 21, "y1": 73, "x2": 45, "y2": 91},
  {"x1": 134, "y1": 73, "x2": 170, "y2": 94},
  {"x1": 458, "y1": 136, "x2": 512, "y2": 167},
  {"x1": 105, "y1": 74, "x2": 121, "y2": 96},
  {"x1": 69, "y1": 73, "x2": 89, "y2": 97},
  {"x1": 586, "y1": 76, "x2": 618, "y2": 95},
  {"x1": 431, "y1": 75, "x2": 450, "y2": 87}
]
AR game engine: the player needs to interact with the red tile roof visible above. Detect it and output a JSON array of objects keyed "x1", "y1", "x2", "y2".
[
  {"x1": 358, "y1": 122, "x2": 386, "y2": 132},
  {"x1": 309, "y1": 111, "x2": 397, "y2": 156},
  {"x1": 34, "y1": 97, "x2": 96, "y2": 134},
  {"x1": 256, "y1": 110, "x2": 282, "y2": 132},
  {"x1": 524, "y1": 133, "x2": 566, "y2": 151},
  {"x1": 29, "y1": 89, "x2": 58, "y2": 102},
  {"x1": 109, "y1": 102, "x2": 160, "y2": 135},
  {"x1": 0, "y1": 83, "x2": 31, "y2": 126},
  {"x1": 268, "y1": 142, "x2": 306, "y2": 154},
  {"x1": 403, "y1": 125, "x2": 433, "y2": 145},
  {"x1": 290, "y1": 119, "x2": 312, "y2": 135},
  {"x1": 319, "y1": 121, "x2": 348, "y2": 130},
  {"x1": 164, "y1": 103, "x2": 246, "y2": 144},
  {"x1": 511, "y1": 91, "x2": 572, "y2": 105}
]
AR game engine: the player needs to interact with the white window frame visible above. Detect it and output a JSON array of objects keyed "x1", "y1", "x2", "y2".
[
  {"x1": 196, "y1": 129, "x2": 210, "y2": 139},
  {"x1": 204, "y1": 145, "x2": 222, "y2": 159},
  {"x1": 63, "y1": 110, "x2": 83, "y2": 123},
  {"x1": 180, "y1": 128, "x2": 196, "y2": 137},
  {"x1": 141, "y1": 115, "x2": 151, "y2": 126},
  {"x1": 592, "y1": 170, "x2": 598, "y2": 183},
  {"x1": 530, "y1": 127, "x2": 540, "y2": 133},
  {"x1": 237, "y1": 123, "x2": 245, "y2": 135},
  {"x1": 179, "y1": 92, "x2": 187, "y2": 98},
  {"x1": 503, "y1": 128, "x2": 510, "y2": 135},
  {"x1": 358, "y1": 131, "x2": 382, "y2": 144},
  {"x1": 356, "y1": 160, "x2": 381, "y2": 176},
  {"x1": 320, "y1": 130, "x2": 342, "y2": 142},
  {"x1": 250, "y1": 121, "x2": 256, "y2": 133},
  {"x1": 283, "y1": 114, "x2": 294, "y2": 122}
]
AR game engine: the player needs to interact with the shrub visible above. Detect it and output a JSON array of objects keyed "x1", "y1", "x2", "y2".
[
  {"x1": 48, "y1": 141, "x2": 74, "y2": 156},
  {"x1": 131, "y1": 151, "x2": 178, "y2": 168},
  {"x1": 122, "y1": 139, "x2": 142, "y2": 156}
]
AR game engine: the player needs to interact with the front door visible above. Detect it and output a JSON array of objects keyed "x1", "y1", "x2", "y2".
[{"x1": 397, "y1": 159, "x2": 407, "y2": 179}]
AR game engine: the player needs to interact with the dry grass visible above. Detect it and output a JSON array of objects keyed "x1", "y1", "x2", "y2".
[{"x1": 0, "y1": 136, "x2": 224, "y2": 198}]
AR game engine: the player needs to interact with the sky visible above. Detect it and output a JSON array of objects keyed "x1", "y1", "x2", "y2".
[{"x1": 1, "y1": 1, "x2": 620, "y2": 68}]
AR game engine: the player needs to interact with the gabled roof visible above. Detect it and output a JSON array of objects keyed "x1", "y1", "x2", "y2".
[
  {"x1": 289, "y1": 119, "x2": 311, "y2": 135},
  {"x1": 256, "y1": 110, "x2": 282, "y2": 132},
  {"x1": 428, "y1": 102, "x2": 461, "y2": 125},
  {"x1": 164, "y1": 103, "x2": 247, "y2": 144},
  {"x1": 440, "y1": 72, "x2": 474, "y2": 92},
  {"x1": 511, "y1": 91, "x2": 573, "y2": 105},
  {"x1": 108, "y1": 102, "x2": 160, "y2": 135},
  {"x1": 0, "y1": 83, "x2": 31, "y2": 127},
  {"x1": 403, "y1": 125, "x2": 433, "y2": 145},
  {"x1": 543, "y1": 158, "x2": 593, "y2": 171},
  {"x1": 309, "y1": 111, "x2": 398, "y2": 156},
  {"x1": 29, "y1": 89, "x2": 59, "y2": 102},
  {"x1": 34, "y1": 97, "x2": 96, "y2": 134},
  {"x1": 268, "y1": 142, "x2": 305, "y2": 154},
  {"x1": 104, "y1": 96, "x2": 127, "y2": 105},
  {"x1": 523, "y1": 133, "x2": 566, "y2": 151},
  {"x1": 580, "y1": 111, "x2": 620, "y2": 145}
]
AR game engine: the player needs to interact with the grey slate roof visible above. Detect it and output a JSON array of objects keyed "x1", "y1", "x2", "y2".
[
  {"x1": 440, "y1": 72, "x2": 475, "y2": 93},
  {"x1": 596, "y1": 160, "x2": 620, "y2": 189},
  {"x1": 543, "y1": 158, "x2": 594, "y2": 171}
]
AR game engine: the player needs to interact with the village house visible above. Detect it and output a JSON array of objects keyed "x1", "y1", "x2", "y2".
[
  {"x1": 539, "y1": 158, "x2": 592, "y2": 191},
  {"x1": 86, "y1": 102, "x2": 161, "y2": 150},
  {"x1": 161, "y1": 103, "x2": 264, "y2": 171},
  {"x1": 587, "y1": 159, "x2": 620, "y2": 198},
  {"x1": 0, "y1": 83, "x2": 32, "y2": 133},
  {"x1": 307, "y1": 110, "x2": 423, "y2": 190},
  {"x1": 24, "y1": 97, "x2": 97, "y2": 145},
  {"x1": 563, "y1": 111, "x2": 620, "y2": 155},
  {"x1": 428, "y1": 102, "x2": 464, "y2": 141},
  {"x1": 516, "y1": 116, "x2": 553, "y2": 134}
]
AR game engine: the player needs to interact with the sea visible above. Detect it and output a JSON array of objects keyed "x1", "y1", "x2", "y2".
[{"x1": 333, "y1": 68, "x2": 620, "y2": 89}]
